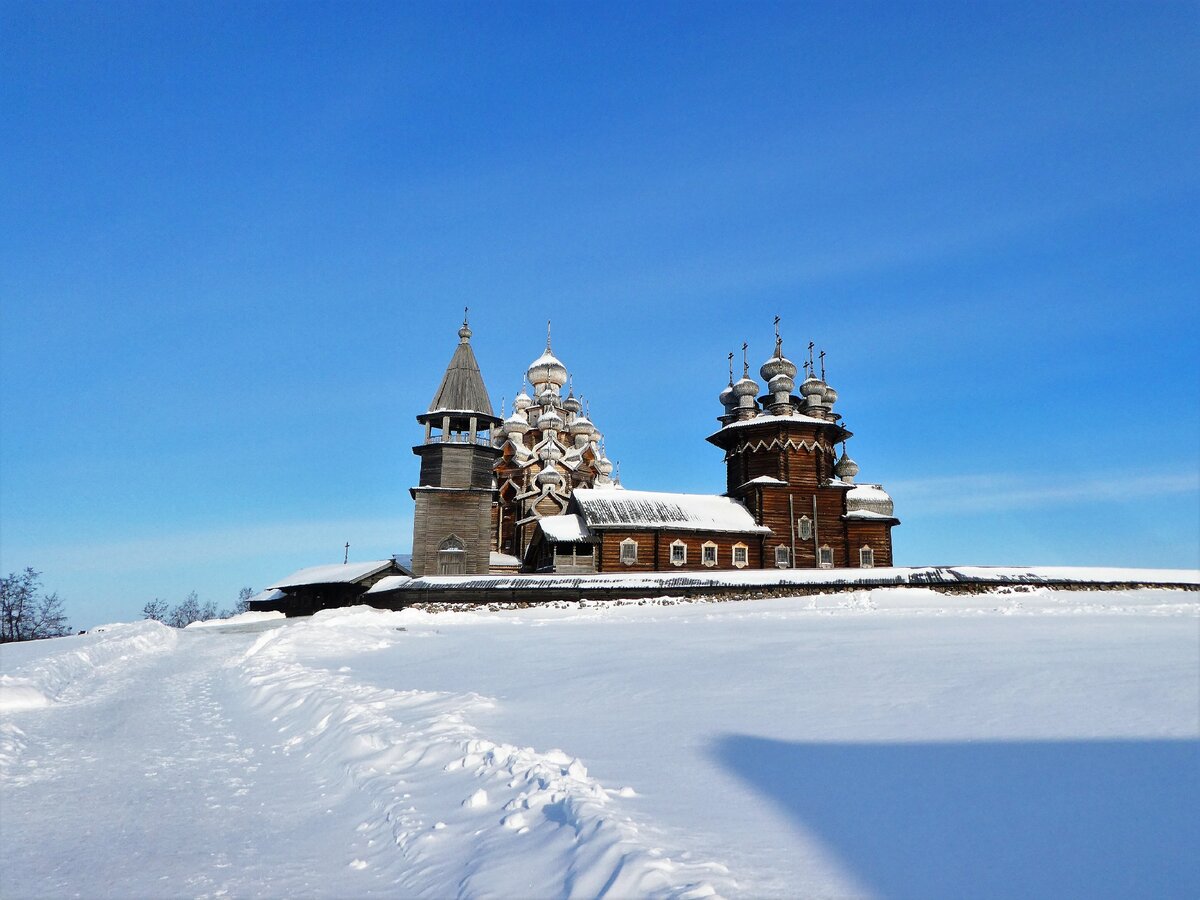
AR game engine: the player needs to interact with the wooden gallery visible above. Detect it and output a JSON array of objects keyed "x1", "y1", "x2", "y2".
[{"x1": 409, "y1": 317, "x2": 898, "y2": 578}]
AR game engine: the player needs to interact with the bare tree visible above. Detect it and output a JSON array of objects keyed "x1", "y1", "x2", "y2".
[
  {"x1": 142, "y1": 599, "x2": 170, "y2": 622},
  {"x1": 1, "y1": 569, "x2": 71, "y2": 642}
]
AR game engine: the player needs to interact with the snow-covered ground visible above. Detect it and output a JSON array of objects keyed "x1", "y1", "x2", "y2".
[{"x1": 2, "y1": 587, "x2": 1197, "y2": 899}]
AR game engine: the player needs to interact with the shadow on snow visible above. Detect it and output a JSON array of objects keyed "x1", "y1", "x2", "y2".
[{"x1": 711, "y1": 734, "x2": 1199, "y2": 899}]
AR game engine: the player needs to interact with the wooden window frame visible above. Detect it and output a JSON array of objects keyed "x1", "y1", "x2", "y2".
[
  {"x1": 774, "y1": 545, "x2": 790, "y2": 568},
  {"x1": 732, "y1": 542, "x2": 749, "y2": 569},
  {"x1": 701, "y1": 541, "x2": 718, "y2": 567},
  {"x1": 818, "y1": 544, "x2": 834, "y2": 569},
  {"x1": 859, "y1": 545, "x2": 874, "y2": 568},
  {"x1": 796, "y1": 515, "x2": 812, "y2": 541},
  {"x1": 619, "y1": 538, "x2": 638, "y2": 566},
  {"x1": 669, "y1": 540, "x2": 687, "y2": 566}
]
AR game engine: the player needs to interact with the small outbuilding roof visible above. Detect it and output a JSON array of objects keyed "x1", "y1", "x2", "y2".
[
  {"x1": 537, "y1": 513, "x2": 595, "y2": 543},
  {"x1": 269, "y1": 560, "x2": 398, "y2": 590},
  {"x1": 571, "y1": 488, "x2": 769, "y2": 534}
]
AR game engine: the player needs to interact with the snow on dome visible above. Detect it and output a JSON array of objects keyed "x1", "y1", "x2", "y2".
[
  {"x1": 504, "y1": 410, "x2": 530, "y2": 433},
  {"x1": 527, "y1": 350, "x2": 568, "y2": 389},
  {"x1": 537, "y1": 406, "x2": 564, "y2": 431},
  {"x1": 536, "y1": 461, "x2": 565, "y2": 487},
  {"x1": 760, "y1": 353, "x2": 798, "y2": 383},
  {"x1": 563, "y1": 393, "x2": 582, "y2": 415},
  {"x1": 719, "y1": 382, "x2": 736, "y2": 408},
  {"x1": 768, "y1": 372, "x2": 795, "y2": 394},
  {"x1": 513, "y1": 389, "x2": 532, "y2": 411},
  {"x1": 570, "y1": 413, "x2": 594, "y2": 435},
  {"x1": 800, "y1": 374, "x2": 826, "y2": 397},
  {"x1": 732, "y1": 375, "x2": 760, "y2": 398},
  {"x1": 823, "y1": 383, "x2": 838, "y2": 405}
]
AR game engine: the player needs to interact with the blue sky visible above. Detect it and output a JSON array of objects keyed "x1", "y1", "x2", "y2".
[{"x1": 2, "y1": 1, "x2": 1197, "y2": 629}]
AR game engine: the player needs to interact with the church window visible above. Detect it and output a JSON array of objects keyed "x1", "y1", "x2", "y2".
[
  {"x1": 732, "y1": 542, "x2": 749, "y2": 568},
  {"x1": 859, "y1": 545, "x2": 874, "y2": 568},
  {"x1": 775, "y1": 545, "x2": 790, "y2": 568},
  {"x1": 620, "y1": 538, "x2": 638, "y2": 565},
  {"x1": 438, "y1": 535, "x2": 466, "y2": 575},
  {"x1": 797, "y1": 516, "x2": 813, "y2": 541},
  {"x1": 702, "y1": 542, "x2": 718, "y2": 567},
  {"x1": 818, "y1": 545, "x2": 833, "y2": 569},
  {"x1": 670, "y1": 540, "x2": 687, "y2": 566}
]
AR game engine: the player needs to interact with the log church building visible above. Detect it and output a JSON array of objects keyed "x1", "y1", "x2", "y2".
[{"x1": 409, "y1": 315, "x2": 898, "y2": 577}]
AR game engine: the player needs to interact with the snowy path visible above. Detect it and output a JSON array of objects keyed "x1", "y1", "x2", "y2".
[
  {"x1": 2, "y1": 619, "x2": 726, "y2": 899},
  {"x1": 1, "y1": 623, "x2": 418, "y2": 897}
]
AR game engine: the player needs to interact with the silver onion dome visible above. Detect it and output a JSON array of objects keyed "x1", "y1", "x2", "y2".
[
  {"x1": 733, "y1": 375, "x2": 760, "y2": 399},
  {"x1": 570, "y1": 413, "x2": 594, "y2": 436},
  {"x1": 800, "y1": 373, "x2": 826, "y2": 397},
  {"x1": 760, "y1": 352, "x2": 798, "y2": 383},
  {"x1": 536, "y1": 461, "x2": 565, "y2": 487},
  {"x1": 527, "y1": 350, "x2": 568, "y2": 390},
  {"x1": 768, "y1": 372, "x2": 795, "y2": 395},
  {"x1": 504, "y1": 411, "x2": 530, "y2": 434},
  {"x1": 537, "y1": 406, "x2": 564, "y2": 432},
  {"x1": 512, "y1": 389, "x2": 532, "y2": 412},
  {"x1": 835, "y1": 449, "x2": 859, "y2": 482},
  {"x1": 719, "y1": 381, "x2": 736, "y2": 408}
]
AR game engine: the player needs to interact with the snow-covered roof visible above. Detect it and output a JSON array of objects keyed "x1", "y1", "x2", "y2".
[
  {"x1": 738, "y1": 475, "x2": 787, "y2": 488},
  {"x1": 365, "y1": 574, "x2": 413, "y2": 594},
  {"x1": 490, "y1": 551, "x2": 523, "y2": 567},
  {"x1": 844, "y1": 510, "x2": 897, "y2": 521},
  {"x1": 270, "y1": 560, "x2": 397, "y2": 590},
  {"x1": 246, "y1": 588, "x2": 286, "y2": 605},
  {"x1": 538, "y1": 514, "x2": 595, "y2": 543},
  {"x1": 572, "y1": 488, "x2": 769, "y2": 534},
  {"x1": 709, "y1": 413, "x2": 834, "y2": 437},
  {"x1": 846, "y1": 484, "x2": 892, "y2": 503}
]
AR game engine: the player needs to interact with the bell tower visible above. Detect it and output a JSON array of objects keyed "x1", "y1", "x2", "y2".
[{"x1": 410, "y1": 314, "x2": 501, "y2": 576}]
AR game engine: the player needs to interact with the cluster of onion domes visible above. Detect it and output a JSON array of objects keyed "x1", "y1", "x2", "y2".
[
  {"x1": 718, "y1": 327, "x2": 840, "y2": 424},
  {"x1": 494, "y1": 335, "x2": 615, "y2": 492}
]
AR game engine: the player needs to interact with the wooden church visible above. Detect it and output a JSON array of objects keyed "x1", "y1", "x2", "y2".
[{"x1": 408, "y1": 316, "x2": 897, "y2": 576}]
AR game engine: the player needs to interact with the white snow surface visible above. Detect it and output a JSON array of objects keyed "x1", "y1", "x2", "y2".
[{"x1": 2, "y1": 588, "x2": 1197, "y2": 899}]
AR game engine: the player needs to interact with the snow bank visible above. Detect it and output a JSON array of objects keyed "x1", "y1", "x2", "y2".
[
  {"x1": 236, "y1": 608, "x2": 733, "y2": 898},
  {"x1": 185, "y1": 610, "x2": 286, "y2": 629},
  {"x1": 1, "y1": 621, "x2": 179, "y2": 781},
  {"x1": 0, "y1": 621, "x2": 177, "y2": 711}
]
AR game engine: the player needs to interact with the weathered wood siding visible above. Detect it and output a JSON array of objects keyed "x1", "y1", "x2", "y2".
[{"x1": 595, "y1": 529, "x2": 764, "y2": 572}]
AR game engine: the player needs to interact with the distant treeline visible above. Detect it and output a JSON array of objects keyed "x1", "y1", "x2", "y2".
[{"x1": 142, "y1": 587, "x2": 254, "y2": 629}]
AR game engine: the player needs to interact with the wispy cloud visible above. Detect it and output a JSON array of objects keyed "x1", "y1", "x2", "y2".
[{"x1": 889, "y1": 471, "x2": 1200, "y2": 516}]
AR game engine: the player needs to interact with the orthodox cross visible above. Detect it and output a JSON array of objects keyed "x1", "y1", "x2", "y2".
[
  {"x1": 773, "y1": 315, "x2": 782, "y2": 351},
  {"x1": 819, "y1": 350, "x2": 826, "y2": 380},
  {"x1": 546, "y1": 319, "x2": 552, "y2": 350},
  {"x1": 463, "y1": 306, "x2": 469, "y2": 326},
  {"x1": 741, "y1": 342, "x2": 749, "y2": 378},
  {"x1": 727, "y1": 351, "x2": 734, "y2": 385},
  {"x1": 343, "y1": 542, "x2": 350, "y2": 565},
  {"x1": 807, "y1": 340, "x2": 815, "y2": 373}
]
